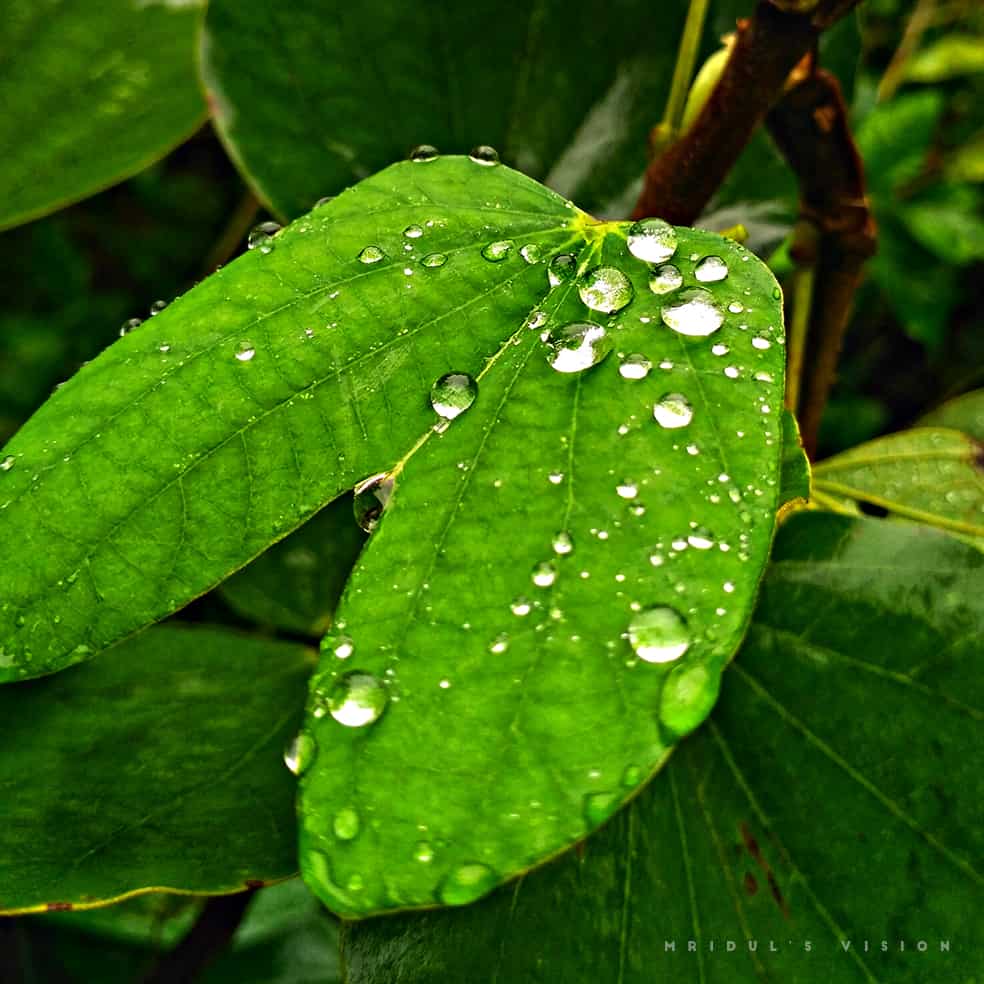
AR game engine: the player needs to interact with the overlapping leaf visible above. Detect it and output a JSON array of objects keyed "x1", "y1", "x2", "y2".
[
  {"x1": 0, "y1": 0, "x2": 206, "y2": 231},
  {"x1": 0, "y1": 625, "x2": 311, "y2": 913},
  {"x1": 345, "y1": 514, "x2": 984, "y2": 982}
]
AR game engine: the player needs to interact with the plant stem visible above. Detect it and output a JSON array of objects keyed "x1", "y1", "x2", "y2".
[
  {"x1": 785, "y1": 263, "x2": 815, "y2": 415},
  {"x1": 661, "y1": 0, "x2": 712, "y2": 137},
  {"x1": 877, "y1": 0, "x2": 936, "y2": 103}
]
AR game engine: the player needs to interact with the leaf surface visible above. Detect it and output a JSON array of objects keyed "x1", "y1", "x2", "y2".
[
  {"x1": 0, "y1": 0, "x2": 206, "y2": 231},
  {"x1": 0, "y1": 625, "x2": 311, "y2": 913},
  {"x1": 345, "y1": 513, "x2": 984, "y2": 982},
  {"x1": 918, "y1": 388, "x2": 984, "y2": 441}
]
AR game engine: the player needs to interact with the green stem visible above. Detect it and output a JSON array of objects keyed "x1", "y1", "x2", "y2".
[
  {"x1": 785, "y1": 265, "x2": 814, "y2": 417},
  {"x1": 661, "y1": 0, "x2": 712, "y2": 136}
]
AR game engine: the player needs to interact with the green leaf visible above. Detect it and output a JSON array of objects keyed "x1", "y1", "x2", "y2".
[
  {"x1": 814, "y1": 428, "x2": 984, "y2": 545},
  {"x1": 906, "y1": 34, "x2": 984, "y2": 83},
  {"x1": 345, "y1": 513, "x2": 984, "y2": 983},
  {"x1": 220, "y1": 494, "x2": 367, "y2": 636},
  {"x1": 898, "y1": 183, "x2": 984, "y2": 265},
  {"x1": 918, "y1": 388, "x2": 984, "y2": 442},
  {"x1": 0, "y1": 0, "x2": 206, "y2": 232},
  {"x1": 779, "y1": 408, "x2": 810, "y2": 513},
  {"x1": 0, "y1": 625, "x2": 311, "y2": 913},
  {"x1": 199, "y1": 0, "x2": 689, "y2": 218}
]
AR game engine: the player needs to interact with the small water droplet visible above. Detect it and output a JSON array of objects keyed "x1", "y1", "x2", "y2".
[
  {"x1": 724, "y1": 365, "x2": 740, "y2": 379},
  {"x1": 332, "y1": 806, "x2": 360, "y2": 841},
  {"x1": 627, "y1": 606, "x2": 690, "y2": 663},
  {"x1": 545, "y1": 322, "x2": 613, "y2": 373},
  {"x1": 0, "y1": 456, "x2": 14, "y2": 472},
  {"x1": 711, "y1": 343, "x2": 729, "y2": 356},
  {"x1": 653, "y1": 393, "x2": 693, "y2": 429},
  {"x1": 489, "y1": 633, "x2": 510, "y2": 654},
  {"x1": 619, "y1": 354, "x2": 651, "y2": 380},
  {"x1": 694, "y1": 255, "x2": 728, "y2": 282},
  {"x1": 414, "y1": 841, "x2": 434, "y2": 863},
  {"x1": 584, "y1": 791, "x2": 620, "y2": 827},
  {"x1": 320, "y1": 633, "x2": 354, "y2": 660},
  {"x1": 751, "y1": 336, "x2": 771, "y2": 350},
  {"x1": 627, "y1": 218, "x2": 678, "y2": 264},
  {"x1": 149, "y1": 299, "x2": 168, "y2": 316},
  {"x1": 621, "y1": 764, "x2": 643, "y2": 788},
  {"x1": 548, "y1": 253, "x2": 577, "y2": 287},
  {"x1": 552, "y1": 530, "x2": 574, "y2": 555},
  {"x1": 616, "y1": 481, "x2": 638, "y2": 499},
  {"x1": 430, "y1": 373, "x2": 478, "y2": 420},
  {"x1": 547, "y1": 471, "x2": 564, "y2": 485},
  {"x1": 409, "y1": 144, "x2": 439, "y2": 162},
  {"x1": 728, "y1": 301, "x2": 744, "y2": 314},
  {"x1": 511, "y1": 597, "x2": 532, "y2": 616},
  {"x1": 519, "y1": 244, "x2": 542, "y2": 264},
  {"x1": 468, "y1": 145, "x2": 500, "y2": 166},
  {"x1": 660, "y1": 288, "x2": 724, "y2": 337},
  {"x1": 578, "y1": 266, "x2": 633, "y2": 314},
  {"x1": 481, "y1": 240, "x2": 513, "y2": 262},
  {"x1": 687, "y1": 527, "x2": 714, "y2": 550},
  {"x1": 403, "y1": 225, "x2": 423, "y2": 239},
  {"x1": 421, "y1": 252, "x2": 448, "y2": 268},
  {"x1": 532, "y1": 561, "x2": 557, "y2": 587},
  {"x1": 648, "y1": 264, "x2": 683, "y2": 295},
  {"x1": 327, "y1": 671, "x2": 388, "y2": 727},
  {"x1": 439, "y1": 862, "x2": 497, "y2": 905},
  {"x1": 248, "y1": 221, "x2": 282, "y2": 253},
  {"x1": 284, "y1": 731, "x2": 317, "y2": 775},
  {"x1": 235, "y1": 342, "x2": 256, "y2": 362},
  {"x1": 315, "y1": 195, "x2": 334, "y2": 208},
  {"x1": 358, "y1": 245, "x2": 385, "y2": 264},
  {"x1": 120, "y1": 317, "x2": 142, "y2": 337},
  {"x1": 353, "y1": 472, "x2": 394, "y2": 532}
]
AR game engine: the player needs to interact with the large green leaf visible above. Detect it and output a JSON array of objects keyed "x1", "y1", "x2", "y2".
[
  {"x1": 814, "y1": 428, "x2": 984, "y2": 545},
  {"x1": 345, "y1": 513, "x2": 984, "y2": 983},
  {"x1": 919, "y1": 388, "x2": 984, "y2": 441},
  {"x1": 0, "y1": 625, "x2": 311, "y2": 913},
  {"x1": 199, "y1": 0, "x2": 689, "y2": 218},
  {"x1": 0, "y1": 0, "x2": 206, "y2": 232}
]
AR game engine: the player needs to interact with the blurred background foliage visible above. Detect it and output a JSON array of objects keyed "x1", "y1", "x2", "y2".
[{"x1": 0, "y1": 0, "x2": 980, "y2": 977}]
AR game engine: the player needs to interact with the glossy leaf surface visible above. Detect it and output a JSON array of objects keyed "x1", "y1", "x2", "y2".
[
  {"x1": 0, "y1": 625, "x2": 311, "y2": 913},
  {"x1": 0, "y1": 0, "x2": 206, "y2": 231},
  {"x1": 346, "y1": 514, "x2": 984, "y2": 982}
]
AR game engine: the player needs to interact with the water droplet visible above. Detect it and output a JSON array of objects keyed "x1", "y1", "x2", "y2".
[
  {"x1": 532, "y1": 561, "x2": 557, "y2": 587},
  {"x1": 468, "y1": 145, "x2": 500, "y2": 166},
  {"x1": 315, "y1": 195, "x2": 334, "y2": 208},
  {"x1": 439, "y1": 862, "x2": 497, "y2": 905},
  {"x1": 481, "y1": 240, "x2": 513, "y2": 262},
  {"x1": 627, "y1": 218, "x2": 678, "y2": 264},
  {"x1": 358, "y1": 245, "x2": 385, "y2": 264},
  {"x1": 545, "y1": 322, "x2": 613, "y2": 373},
  {"x1": 728, "y1": 301, "x2": 744, "y2": 314},
  {"x1": 723, "y1": 365, "x2": 740, "y2": 379},
  {"x1": 159, "y1": 343, "x2": 171, "y2": 354},
  {"x1": 578, "y1": 266, "x2": 633, "y2": 314},
  {"x1": 0, "y1": 456, "x2": 14, "y2": 472},
  {"x1": 648, "y1": 264, "x2": 683, "y2": 295},
  {"x1": 284, "y1": 731, "x2": 317, "y2": 775},
  {"x1": 547, "y1": 471, "x2": 564, "y2": 485},
  {"x1": 421, "y1": 252, "x2": 448, "y2": 268},
  {"x1": 235, "y1": 342, "x2": 256, "y2": 362},
  {"x1": 489, "y1": 633, "x2": 510, "y2": 654},
  {"x1": 552, "y1": 531, "x2": 574, "y2": 555},
  {"x1": 430, "y1": 373, "x2": 477, "y2": 420},
  {"x1": 353, "y1": 472, "x2": 394, "y2": 532},
  {"x1": 660, "y1": 663, "x2": 719, "y2": 735},
  {"x1": 751, "y1": 336, "x2": 771, "y2": 350},
  {"x1": 660, "y1": 288, "x2": 724, "y2": 337},
  {"x1": 149, "y1": 300, "x2": 168, "y2": 316},
  {"x1": 320, "y1": 634, "x2": 354, "y2": 660},
  {"x1": 519, "y1": 243, "x2": 542, "y2": 264},
  {"x1": 584, "y1": 791, "x2": 620, "y2": 827},
  {"x1": 627, "y1": 607, "x2": 690, "y2": 663},
  {"x1": 328, "y1": 671, "x2": 388, "y2": 727},
  {"x1": 619, "y1": 354, "x2": 651, "y2": 380},
  {"x1": 687, "y1": 527, "x2": 714, "y2": 549},
  {"x1": 548, "y1": 253, "x2": 577, "y2": 286},
  {"x1": 120, "y1": 317, "x2": 142, "y2": 337},
  {"x1": 409, "y1": 144, "x2": 439, "y2": 162},
  {"x1": 621, "y1": 765, "x2": 643, "y2": 788},
  {"x1": 652, "y1": 393, "x2": 693, "y2": 429},
  {"x1": 511, "y1": 597, "x2": 532, "y2": 616},
  {"x1": 248, "y1": 221, "x2": 281, "y2": 253},
  {"x1": 711, "y1": 343, "x2": 729, "y2": 356},
  {"x1": 414, "y1": 841, "x2": 434, "y2": 863},
  {"x1": 332, "y1": 806, "x2": 360, "y2": 841},
  {"x1": 694, "y1": 255, "x2": 728, "y2": 282},
  {"x1": 616, "y1": 481, "x2": 638, "y2": 499}
]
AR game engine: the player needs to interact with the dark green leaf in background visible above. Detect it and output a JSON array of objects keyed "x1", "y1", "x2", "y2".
[
  {"x1": 0, "y1": 625, "x2": 311, "y2": 913},
  {"x1": 345, "y1": 513, "x2": 984, "y2": 983},
  {"x1": 0, "y1": 0, "x2": 206, "y2": 232},
  {"x1": 919, "y1": 388, "x2": 984, "y2": 442}
]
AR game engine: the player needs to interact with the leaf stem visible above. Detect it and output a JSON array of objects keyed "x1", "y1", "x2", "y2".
[
  {"x1": 661, "y1": 0, "x2": 712, "y2": 138},
  {"x1": 785, "y1": 263, "x2": 815, "y2": 417}
]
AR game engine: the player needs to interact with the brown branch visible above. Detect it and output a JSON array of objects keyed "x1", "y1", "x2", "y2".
[
  {"x1": 631, "y1": 0, "x2": 862, "y2": 225},
  {"x1": 765, "y1": 68, "x2": 877, "y2": 458}
]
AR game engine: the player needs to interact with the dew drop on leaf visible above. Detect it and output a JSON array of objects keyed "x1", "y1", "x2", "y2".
[
  {"x1": 439, "y1": 862, "x2": 497, "y2": 905},
  {"x1": 547, "y1": 252, "x2": 577, "y2": 286},
  {"x1": 519, "y1": 243, "x2": 542, "y2": 264},
  {"x1": 578, "y1": 266, "x2": 633, "y2": 314},
  {"x1": 627, "y1": 606, "x2": 690, "y2": 663},
  {"x1": 752, "y1": 336, "x2": 771, "y2": 350},
  {"x1": 687, "y1": 527, "x2": 715, "y2": 550},
  {"x1": 234, "y1": 342, "x2": 256, "y2": 362},
  {"x1": 544, "y1": 322, "x2": 613, "y2": 373},
  {"x1": 284, "y1": 731, "x2": 317, "y2": 775},
  {"x1": 468, "y1": 145, "x2": 500, "y2": 166},
  {"x1": 414, "y1": 841, "x2": 435, "y2": 863},
  {"x1": 481, "y1": 240, "x2": 513, "y2": 262},
  {"x1": 510, "y1": 597, "x2": 532, "y2": 616},
  {"x1": 353, "y1": 472, "x2": 394, "y2": 532},
  {"x1": 648, "y1": 264, "x2": 683, "y2": 295},
  {"x1": 660, "y1": 663, "x2": 718, "y2": 735},
  {"x1": 0, "y1": 456, "x2": 13, "y2": 472},
  {"x1": 621, "y1": 764, "x2": 643, "y2": 788},
  {"x1": 332, "y1": 806, "x2": 361, "y2": 841},
  {"x1": 149, "y1": 299, "x2": 168, "y2": 316},
  {"x1": 247, "y1": 221, "x2": 281, "y2": 253},
  {"x1": 694, "y1": 255, "x2": 729, "y2": 282},
  {"x1": 552, "y1": 530, "x2": 574, "y2": 556},
  {"x1": 403, "y1": 225, "x2": 423, "y2": 239},
  {"x1": 619, "y1": 354, "x2": 651, "y2": 380},
  {"x1": 328, "y1": 671, "x2": 388, "y2": 728},
  {"x1": 409, "y1": 144, "x2": 439, "y2": 162},
  {"x1": 421, "y1": 252, "x2": 448, "y2": 268},
  {"x1": 626, "y1": 218, "x2": 678, "y2": 263},
  {"x1": 660, "y1": 287, "x2": 724, "y2": 337},
  {"x1": 532, "y1": 561, "x2": 557, "y2": 587},
  {"x1": 119, "y1": 317, "x2": 142, "y2": 337},
  {"x1": 652, "y1": 393, "x2": 693, "y2": 429},
  {"x1": 357, "y1": 245, "x2": 385, "y2": 264},
  {"x1": 429, "y1": 373, "x2": 478, "y2": 421},
  {"x1": 583, "y1": 791, "x2": 619, "y2": 827},
  {"x1": 320, "y1": 633, "x2": 354, "y2": 660}
]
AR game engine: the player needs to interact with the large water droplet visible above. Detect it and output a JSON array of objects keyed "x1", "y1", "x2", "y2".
[
  {"x1": 468, "y1": 145, "x2": 500, "y2": 166},
  {"x1": 332, "y1": 806, "x2": 360, "y2": 841},
  {"x1": 235, "y1": 342, "x2": 256, "y2": 362},
  {"x1": 119, "y1": 317, "x2": 142, "y2": 337},
  {"x1": 284, "y1": 731, "x2": 317, "y2": 775},
  {"x1": 439, "y1": 862, "x2": 497, "y2": 905},
  {"x1": 481, "y1": 240, "x2": 513, "y2": 262},
  {"x1": 545, "y1": 322, "x2": 613, "y2": 373},
  {"x1": 660, "y1": 663, "x2": 719, "y2": 735},
  {"x1": 353, "y1": 472, "x2": 394, "y2": 532},
  {"x1": 619, "y1": 354, "x2": 651, "y2": 380},
  {"x1": 578, "y1": 266, "x2": 633, "y2": 314},
  {"x1": 627, "y1": 218, "x2": 678, "y2": 264},
  {"x1": 627, "y1": 607, "x2": 690, "y2": 663},
  {"x1": 248, "y1": 221, "x2": 282, "y2": 253},
  {"x1": 328, "y1": 671, "x2": 388, "y2": 727},
  {"x1": 652, "y1": 393, "x2": 693, "y2": 429},
  {"x1": 430, "y1": 373, "x2": 477, "y2": 421},
  {"x1": 357, "y1": 245, "x2": 385, "y2": 264},
  {"x1": 648, "y1": 264, "x2": 683, "y2": 295},
  {"x1": 661, "y1": 288, "x2": 724, "y2": 337},
  {"x1": 548, "y1": 253, "x2": 577, "y2": 287},
  {"x1": 421, "y1": 252, "x2": 448, "y2": 268},
  {"x1": 409, "y1": 144, "x2": 439, "y2": 162},
  {"x1": 694, "y1": 255, "x2": 728, "y2": 282}
]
